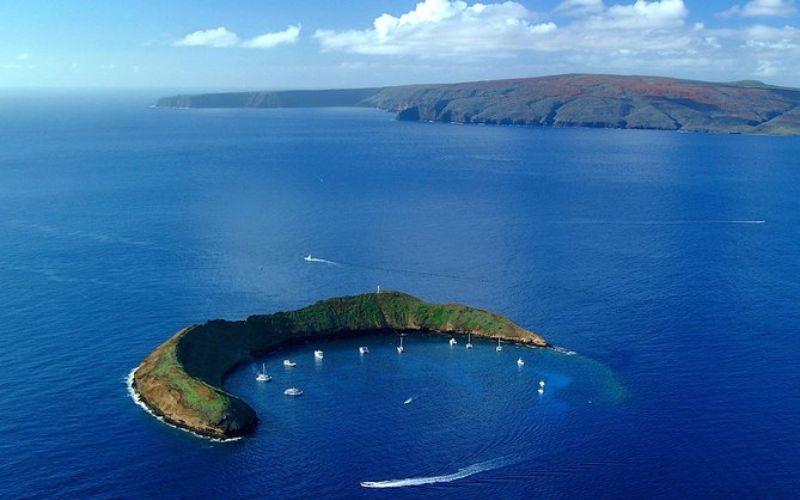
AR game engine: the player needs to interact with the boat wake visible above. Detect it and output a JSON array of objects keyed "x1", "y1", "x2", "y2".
[
  {"x1": 304, "y1": 256, "x2": 336, "y2": 264},
  {"x1": 360, "y1": 457, "x2": 510, "y2": 488}
]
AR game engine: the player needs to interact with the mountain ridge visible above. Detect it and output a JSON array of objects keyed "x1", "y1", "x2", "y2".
[{"x1": 156, "y1": 73, "x2": 800, "y2": 135}]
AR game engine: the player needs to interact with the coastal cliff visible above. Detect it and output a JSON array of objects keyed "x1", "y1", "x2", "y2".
[
  {"x1": 156, "y1": 73, "x2": 800, "y2": 135},
  {"x1": 131, "y1": 292, "x2": 547, "y2": 440}
]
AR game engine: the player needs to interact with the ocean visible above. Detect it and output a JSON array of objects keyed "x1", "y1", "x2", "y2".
[{"x1": 0, "y1": 92, "x2": 798, "y2": 498}]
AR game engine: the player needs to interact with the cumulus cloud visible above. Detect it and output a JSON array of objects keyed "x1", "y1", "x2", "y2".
[
  {"x1": 174, "y1": 27, "x2": 240, "y2": 47},
  {"x1": 312, "y1": 0, "x2": 800, "y2": 81},
  {"x1": 314, "y1": 0, "x2": 696, "y2": 56},
  {"x1": 721, "y1": 0, "x2": 796, "y2": 18},
  {"x1": 241, "y1": 25, "x2": 301, "y2": 48},
  {"x1": 174, "y1": 25, "x2": 300, "y2": 48},
  {"x1": 314, "y1": 0, "x2": 558, "y2": 56}
]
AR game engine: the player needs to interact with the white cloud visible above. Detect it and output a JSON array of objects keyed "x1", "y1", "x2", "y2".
[
  {"x1": 315, "y1": 0, "x2": 694, "y2": 56},
  {"x1": 556, "y1": 0, "x2": 604, "y2": 16},
  {"x1": 313, "y1": 0, "x2": 800, "y2": 83},
  {"x1": 314, "y1": 0, "x2": 558, "y2": 56},
  {"x1": 16, "y1": 52, "x2": 30, "y2": 61},
  {"x1": 721, "y1": 0, "x2": 796, "y2": 18},
  {"x1": 174, "y1": 25, "x2": 301, "y2": 49},
  {"x1": 174, "y1": 27, "x2": 240, "y2": 47},
  {"x1": 756, "y1": 59, "x2": 779, "y2": 75},
  {"x1": 241, "y1": 25, "x2": 301, "y2": 48}
]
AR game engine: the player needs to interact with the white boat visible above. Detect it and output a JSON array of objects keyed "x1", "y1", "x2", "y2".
[
  {"x1": 283, "y1": 359, "x2": 296, "y2": 368},
  {"x1": 256, "y1": 363, "x2": 272, "y2": 382},
  {"x1": 397, "y1": 334, "x2": 405, "y2": 354},
  {"x1": 449, "y1": 337, "x2": 457, "y2": 346},
  {"x1": 304, "y1": 254, "x2": 313, "y2": 262},
  {"x1": 538, "y1": 380, "x2": 545, "y2": 394},
  {"x1": 284, "y1": 387, "x2": 303, "y2": 397},
  {"x1": 359, "y1": 346, "x2": 369, "y2": 355},
  {"x1": 403, "y1": 397, "x2": 414, "y2": 405},
  {"x1": 314, "y1": 349, "x2": 324, "y2": 360},
  {"x1": 517, "y1": 357, "x2": 525, "y2": 367},
  {"x1": 496, "y1": 338, "x2": 503, "y2": 352},
  {"x1": 465, "y1": 332, "x2": 473, "y2": 349}
]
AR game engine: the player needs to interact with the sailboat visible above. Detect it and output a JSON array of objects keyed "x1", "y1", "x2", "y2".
[
  {"x1": 465, "y1": 332, "x2": 473, "y2": 349},
  {"x1": 496, "y1": 338, "x2": 503, "y2": 352},
  {"x1": 256, "y1": 363, "x2": 272, "y2": 382},
  {"x1": 397, "y1": 334, "x2": 405, "y2": 354}
]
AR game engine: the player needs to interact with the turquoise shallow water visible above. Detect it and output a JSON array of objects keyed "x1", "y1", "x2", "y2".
[{"x1": 0, "y1": 92, "x2": 799, "y2": 498}]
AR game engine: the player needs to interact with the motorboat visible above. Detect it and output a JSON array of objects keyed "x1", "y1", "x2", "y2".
[
  {"x1": 314, "y1": 349, "x2": 324, "y2": 360},
  {"x1": 304, "y1": 254, "x2": 313, "y2": 262},
  {"x1": 538, "y1": 380, "x2": 545, "y2": 394},
  {"x1": 359, "y1": 346, "x2": 369, "y2": 355},
  {"x1": 284, "y1": 387, "x2": 303, "y2": 397},
  {"x1": 517, "y1": 357, "x2": 525, "y2": 367},
  {"x1": 256, "y1": 363, "x2": 272, "y2": 382},
  {"x1": 283, "y1": 359, "x2": 297, "y2": 368},
  {"x1": 449, "y1": 337, "x2": 457, "y2": 346}
]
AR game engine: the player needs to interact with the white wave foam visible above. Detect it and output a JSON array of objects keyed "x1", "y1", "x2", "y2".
[
  {"x1": 360, "y1": 458, "x2": 508, "y2": 488},
  {"x1": 552, "y1": 346, "x2": 577, "y2": 356},
  {"x1": 125, "y1": 366, "x2": 241, "y2": 443}
]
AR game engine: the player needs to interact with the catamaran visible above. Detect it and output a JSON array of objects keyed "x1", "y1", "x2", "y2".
[
  {"x1": 496, "y1": 338, "x2": 503, "y2": 352},
  {"x1": 256, "y1": 363, "x2": 272, "y2": 382},
  {"x1": 465, "y1": 332, "x2": 473, "y2": 349},
  {"x1": 397, "y1": 334, "x2": 405, "y2": 354}
]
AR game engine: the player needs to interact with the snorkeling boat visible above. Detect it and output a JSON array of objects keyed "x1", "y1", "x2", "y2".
[
  {"x1": 314, "y1": 350, "x2": 324, "y2": 360},
  {"x1": 284, "y1": 387, "x2": 304, "y2": 397},
  {"x1": 256, "y1": 363, "x2": 272, "y2": 382},
  {"x1": 283, "y1": 359, "x2": 297, "y2": 368}
]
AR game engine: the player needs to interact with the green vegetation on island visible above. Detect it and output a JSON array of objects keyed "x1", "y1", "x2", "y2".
[
  {"x1": 132, "y1": 292, "x2": 548, "y2": 439},
  {"x1": 156, "y1": 73, "x2": 800, "y2": 136}
]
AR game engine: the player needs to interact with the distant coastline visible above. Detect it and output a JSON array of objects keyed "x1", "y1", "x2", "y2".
[{"x1": 156, "y1": 73, "x2": 800, "y2": 136}]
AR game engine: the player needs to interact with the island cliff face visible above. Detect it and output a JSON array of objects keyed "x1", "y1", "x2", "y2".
[
  {"x1": 156, "y1": 74, "x2": 800, "y2": 135},
  {"x1": 132, "y1": 292, "x2": 547, "y2": 440}
]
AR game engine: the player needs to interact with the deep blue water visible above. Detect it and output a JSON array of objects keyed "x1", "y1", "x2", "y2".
[{"x1": 1, "y1": 92, "x2": 799, "y2": 498}]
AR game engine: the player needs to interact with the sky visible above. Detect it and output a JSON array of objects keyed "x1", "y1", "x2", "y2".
[{"x1": 1, "y1": 0, "x2": 800, "y2": 89}]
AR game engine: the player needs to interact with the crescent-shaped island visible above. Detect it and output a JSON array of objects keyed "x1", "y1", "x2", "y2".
[{"x1": 131, "y1": 291, "x2": 548, "y2": 440}]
